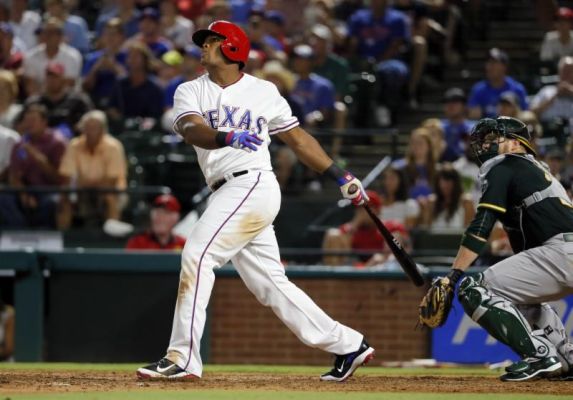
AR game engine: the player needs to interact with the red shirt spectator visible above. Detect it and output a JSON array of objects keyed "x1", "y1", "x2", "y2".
[{"x1": 126, "y1": 194, "x2": 187, "y2": 250}]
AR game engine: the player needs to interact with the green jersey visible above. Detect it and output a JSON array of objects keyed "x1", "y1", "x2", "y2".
[{"x1": 477, "y1": 153, "x2": 573, "y2": 251}]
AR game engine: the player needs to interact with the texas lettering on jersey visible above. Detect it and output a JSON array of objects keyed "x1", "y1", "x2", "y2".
[{"x1": 204, "y1": 105, "x2": 267, "y2": 134}]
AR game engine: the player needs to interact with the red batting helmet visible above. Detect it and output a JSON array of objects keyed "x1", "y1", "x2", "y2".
[{"x1": 192, "y1": 20, "x2": 250, "y2": 69}]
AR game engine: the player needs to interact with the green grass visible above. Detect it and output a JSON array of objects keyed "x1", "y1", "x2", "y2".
[
  {"x1": 8, "y1": 392, "x2": 572, "y2": 400},
  {"x1": 0, "y1": 362, "x2": 499, "y2": 376}
]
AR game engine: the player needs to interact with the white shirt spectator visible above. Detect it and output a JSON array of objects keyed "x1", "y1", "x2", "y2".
[
  {"x1": 530, "y1": 84, "x2": 573, "y2": 121},
  {"x1": 0, "y1": 104, "x2": 22, "y2": 129},
  {"x1": 10, "y1": 10, "x2": 41, "y2": 51},
  {"x1": 379, "y1": 199, "x2": 420, "y2": 225},
  {"x1": 164, "y1": 16, "x2": 193, "y2": 48},
  {"x1": 540, "y1": 31, "x2": 573, "y2": 62},
  {"x1": 0, "y1": 125, "x2": 19, "y2": 176},
  {"x1": 23, "y1": 43, "x2": 82, "y2": 86}
]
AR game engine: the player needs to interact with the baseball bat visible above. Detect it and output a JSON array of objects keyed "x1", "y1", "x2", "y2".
[{"x1": 347, "y1": 184, "x2": 425, "y2": 286}]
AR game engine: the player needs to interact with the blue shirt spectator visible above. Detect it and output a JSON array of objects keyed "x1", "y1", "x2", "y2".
[
  {"x1": 468, "y1": 77, "x2": 528, "y2": 119},
  {"x1": 468, "y1": 48, "x2": 528, "y2": 119},
  {"x1": 230, "y1": 0, "x2": 266, "y2": 24},
  {"x1": 292, "y1": 73, "x2": 335, "y2": 117},
  {"x1": 45, "y1": 0, "x2": 90, "y2": 54},
  {"x1": 347, "y1": 7, "x2": 410, "y2": 59},
  {"x1": 82, "y1": 50, "x2": 127, "y2": 108},
  {"x1": 109, "y1": 76, "x2": 164, "y2": 119},
  {"x1": 441, "y1": 119, "x2": 474, "y2": 162},
  {"x1": 95, "y1": 8, "x2": 140, "y2": 38}
]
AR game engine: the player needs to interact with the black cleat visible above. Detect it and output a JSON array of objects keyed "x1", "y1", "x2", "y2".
[
  {"x1": 136, "y1": 358, "x2": 196, "y2": 380},
  {"x1": 500, "y1": 356, "x2": 562, "y2": 382},
  {"x1": 320, "y1": 339, "x2": 375, "y2": 382}
]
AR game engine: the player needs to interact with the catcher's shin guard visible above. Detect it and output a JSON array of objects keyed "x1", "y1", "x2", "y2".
[{"x1": 458, "y1": 274, "x2": 557, "y2": 359}]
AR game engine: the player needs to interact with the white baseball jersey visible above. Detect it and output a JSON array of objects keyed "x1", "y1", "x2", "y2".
[{"x1": 172, "y1": 73, "x2": 299, "y2": 186}]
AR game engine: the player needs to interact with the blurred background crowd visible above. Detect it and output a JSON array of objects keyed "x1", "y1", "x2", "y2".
[{"x1": 0, "y1": 0, "x2": 572, "y2": 271}]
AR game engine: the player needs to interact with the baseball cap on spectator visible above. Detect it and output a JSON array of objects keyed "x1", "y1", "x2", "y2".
[
  {"x1": 556, "y1": 7, "x2": 573, "y2": 21},
  {"x1": 498, "y1": 91, "x2": 520, "y2": 108},
  {"x1": 547, "y1": 148, "x2": 565, "y2": 160},
  {"x1": 153, "y1": 194, "x2": 181, "y2": 213},
  {"x1": 311, "y1": 24, "x2": 332, "y2": 42},
  {"x1": 259, "y1": 60, "x2": 296, "y2": 92},
  {"x1": 488, "y1": 48, "x2": 509, "y2": 65},
  {"x1": 443, "y1": 87, "x2": 466, "y2": 103},
  {"x1": 46, "y1": 62, "x2": 65, "y2": 76},
  {"x1": 139, "y1": 7, "x2": 160, "y2": 21},
  {"x1": 264, "y1": 10, "x2": 285, "y2": 26},
  {"x1": 0, "y1": 22, "x2": 13, "y2": 36},
  {"x1": 184, "y1": 45, "x2": 201, "y2": 59},
  {"x1": 162, "y1": 50, "x2": 183, "y2": 66},
  {"x1": 292, "y1": 44, "x2": 314, "y2": 59},
  {"x1": 366, "y1": 190, "x2": 382, "y2": 212}
]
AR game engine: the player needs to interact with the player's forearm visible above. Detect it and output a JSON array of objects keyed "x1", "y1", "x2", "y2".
[
  {"x1": 178, "y1": 121, "x2": 221, "y2": 149},
  {"x1": 283, "y1": 129, "x2": 333, "y2": 172},
  {"x1": 452, "y1": 246, "x2": 478, "y2": 271}
]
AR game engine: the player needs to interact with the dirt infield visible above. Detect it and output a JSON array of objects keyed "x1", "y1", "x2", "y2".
[{"x1": 1, "y1": 370, "x2": 573, "y2": 395}]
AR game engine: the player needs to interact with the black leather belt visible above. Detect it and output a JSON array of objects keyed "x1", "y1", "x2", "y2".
[{"x1": 211, "y1": 170, "x2": 249, "y2": 192}]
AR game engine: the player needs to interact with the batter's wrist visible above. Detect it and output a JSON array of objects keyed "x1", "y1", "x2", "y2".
[
  {"x1": 215, "y1": 131, "x2": 232, "y2": 148},
  {"x1": 324, "y1": 162, "x2": 346, "y2": 181}
]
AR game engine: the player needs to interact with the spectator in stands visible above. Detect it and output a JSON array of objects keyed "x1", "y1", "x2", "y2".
[
  {"x1": 58, "y1": 110, "x2": 127, "y2": 229},
  {"x1": 8, "y1": 0, "x2": 41, "y2": 51},
  {"x1": 95, "y1": 0, "x2": 140, "y2": 38},
  {"x1": 22, "y1": 17, "x2": 82, "y2": 97},
  {"x1": 158, "y1": 49, "x2": 183, "y2": 87},
  {"x1": 378, "y1": 166, "x2": 420, "y2": 229},
  {"x1": 347, "y1": 0, "x2": 410, "y2": 125},
  {"x1": 129, "y1": 7, "x2": 173, "y2": 59},
  {"x1": 310, "y1": 23, "x2": 350, "y2": 100},
  {"x1": 440, "y1": 87, "x2": 474, "y2": 163},
  {"x1": 467, "y1": 48, "x2": 528, "y2": 119},
  {"x1": 421, "y1": 164, "x2": 474, "y2": 231},
  {"x1": 108, "y1": 42, "x2": 164, "y2": 124},
  {"x1": 0, "y1": 298, "x2": 14, "y2": 361},
  {"x1": 257, "y1": 60, "x2": 305, "y2": 192},
  {"x1": 420, "y1": 118, "x2": 446, "y2": 163},
  {"x1": 540, "y1": 7, "x2": 573, "y2": 64},
  {"x1": 394, "y1": 127, "x2": 436, "y2": 200},
  {"x1": 26, "y1": 62, "x2": 93, "y2": 138},
  {"x1": 531, "y1": 56, "x2": 573, "y2": 124},
  {"x1": 0, "y1": 124, "x2": 19, "y2": 182},
  {"x1": 126, "y1": 194, "x2": 186, "y2": 250},
  {"x1": 163, "y1": 45, "x2": 202, "y2": 109},
  {"x1": 291, "y1": 44, "x2": 336, "y2": 127},
  {"x1": 230, "y1": 0, "x2": 265, "y2": 25},
  {"x1": 0, "y1": 22, "x2": 24, "y2": 70},
  {"x1": 263, "y1": 10, "x2": 287, "y2": 52},
  {"x1": 546, "y1": 148, "x2": 566, "y2": 181},
  {"x1": 0, "y1": 70, "x2": 22, "y2": 129},
  {"x1": 44, "y1": 0, "x2": 90, "y2": 54},
  {"x1": 82, "y1": 18, "x2": 128, "y2": 110},
  {"x1": 496, "y1": 91, "x2": 522, "y2": 119},
  {"x1": 160, "y1": 0, "x2": 193, "y2": 49},
  {"x1": 322, "y1": 190, "x2": 407, "y2": 267},
  {"x1": 246, "y1": 13, "x2": 281, "y2": 61},
  {"x1": 0, "y1": 104, "x2": 66, "y2": 227}
]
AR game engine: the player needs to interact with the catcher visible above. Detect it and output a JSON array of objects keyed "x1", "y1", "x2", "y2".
[{"x1": 419, "y1": 116, "x2": 573, "y2": 381}]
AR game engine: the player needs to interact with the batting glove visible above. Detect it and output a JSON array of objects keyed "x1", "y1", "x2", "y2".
[
  {"x1": 224, "y1": 130, "x2": 263, "y2": 152},
  {"x1": 338, "y1": 172, "x2": 369, "y2": 206}
]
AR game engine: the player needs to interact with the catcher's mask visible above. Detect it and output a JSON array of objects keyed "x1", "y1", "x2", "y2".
[{"x1": 469, "y1": 116, "x2": 536, "y2": 165}]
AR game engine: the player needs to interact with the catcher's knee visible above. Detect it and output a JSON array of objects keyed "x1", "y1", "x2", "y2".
[{"x1": 458, "y1": 273, "x2": 491, "y2": 320}]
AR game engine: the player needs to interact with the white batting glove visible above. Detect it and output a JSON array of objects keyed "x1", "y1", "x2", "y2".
[{"x1": 337, "y1": 172, "x2": 369, "y2": 206}]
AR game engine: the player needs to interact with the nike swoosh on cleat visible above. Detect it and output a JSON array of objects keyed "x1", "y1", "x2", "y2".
[
  {"x1": 156, "y1": 364, "x2": 176, "y2": 373},
  {"x1": 336, "y1": 360, "x2": 345, "y2": 373}
]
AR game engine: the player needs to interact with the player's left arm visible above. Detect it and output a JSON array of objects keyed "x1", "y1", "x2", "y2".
[{"x1": 276, "y1": 126, "x2": 368, "y2": 205}]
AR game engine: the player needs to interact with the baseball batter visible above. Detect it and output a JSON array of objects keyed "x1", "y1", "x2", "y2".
[
  {"x1": 137, "y1": 21, "x2": 374, "y2": 382},
  {"x1": 424, "y1": 116, "x2": 573, "y2": 381}
]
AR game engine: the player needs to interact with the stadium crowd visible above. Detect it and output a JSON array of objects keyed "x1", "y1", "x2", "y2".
[{"x1": 0, "y1": 0, "x2": 571, "y2": 266}]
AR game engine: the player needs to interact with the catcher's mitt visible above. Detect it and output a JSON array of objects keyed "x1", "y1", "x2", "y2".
[{"x1": 418, "y1": 269, "x2": 464, "y2": 328}]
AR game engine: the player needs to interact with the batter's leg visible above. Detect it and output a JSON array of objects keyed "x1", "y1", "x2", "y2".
[{"x1": 232, "y1": 225, "x2": 374, "y2": 381}]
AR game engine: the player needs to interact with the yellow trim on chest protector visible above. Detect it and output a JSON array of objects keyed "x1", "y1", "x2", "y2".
[{"x1": 478, "y1": 203, "x2": 507, "y2": 213}]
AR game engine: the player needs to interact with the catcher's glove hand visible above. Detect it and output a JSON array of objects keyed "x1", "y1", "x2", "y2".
[{"x1": 418, "y1": 269, "x2": 464, "y2": 328}]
